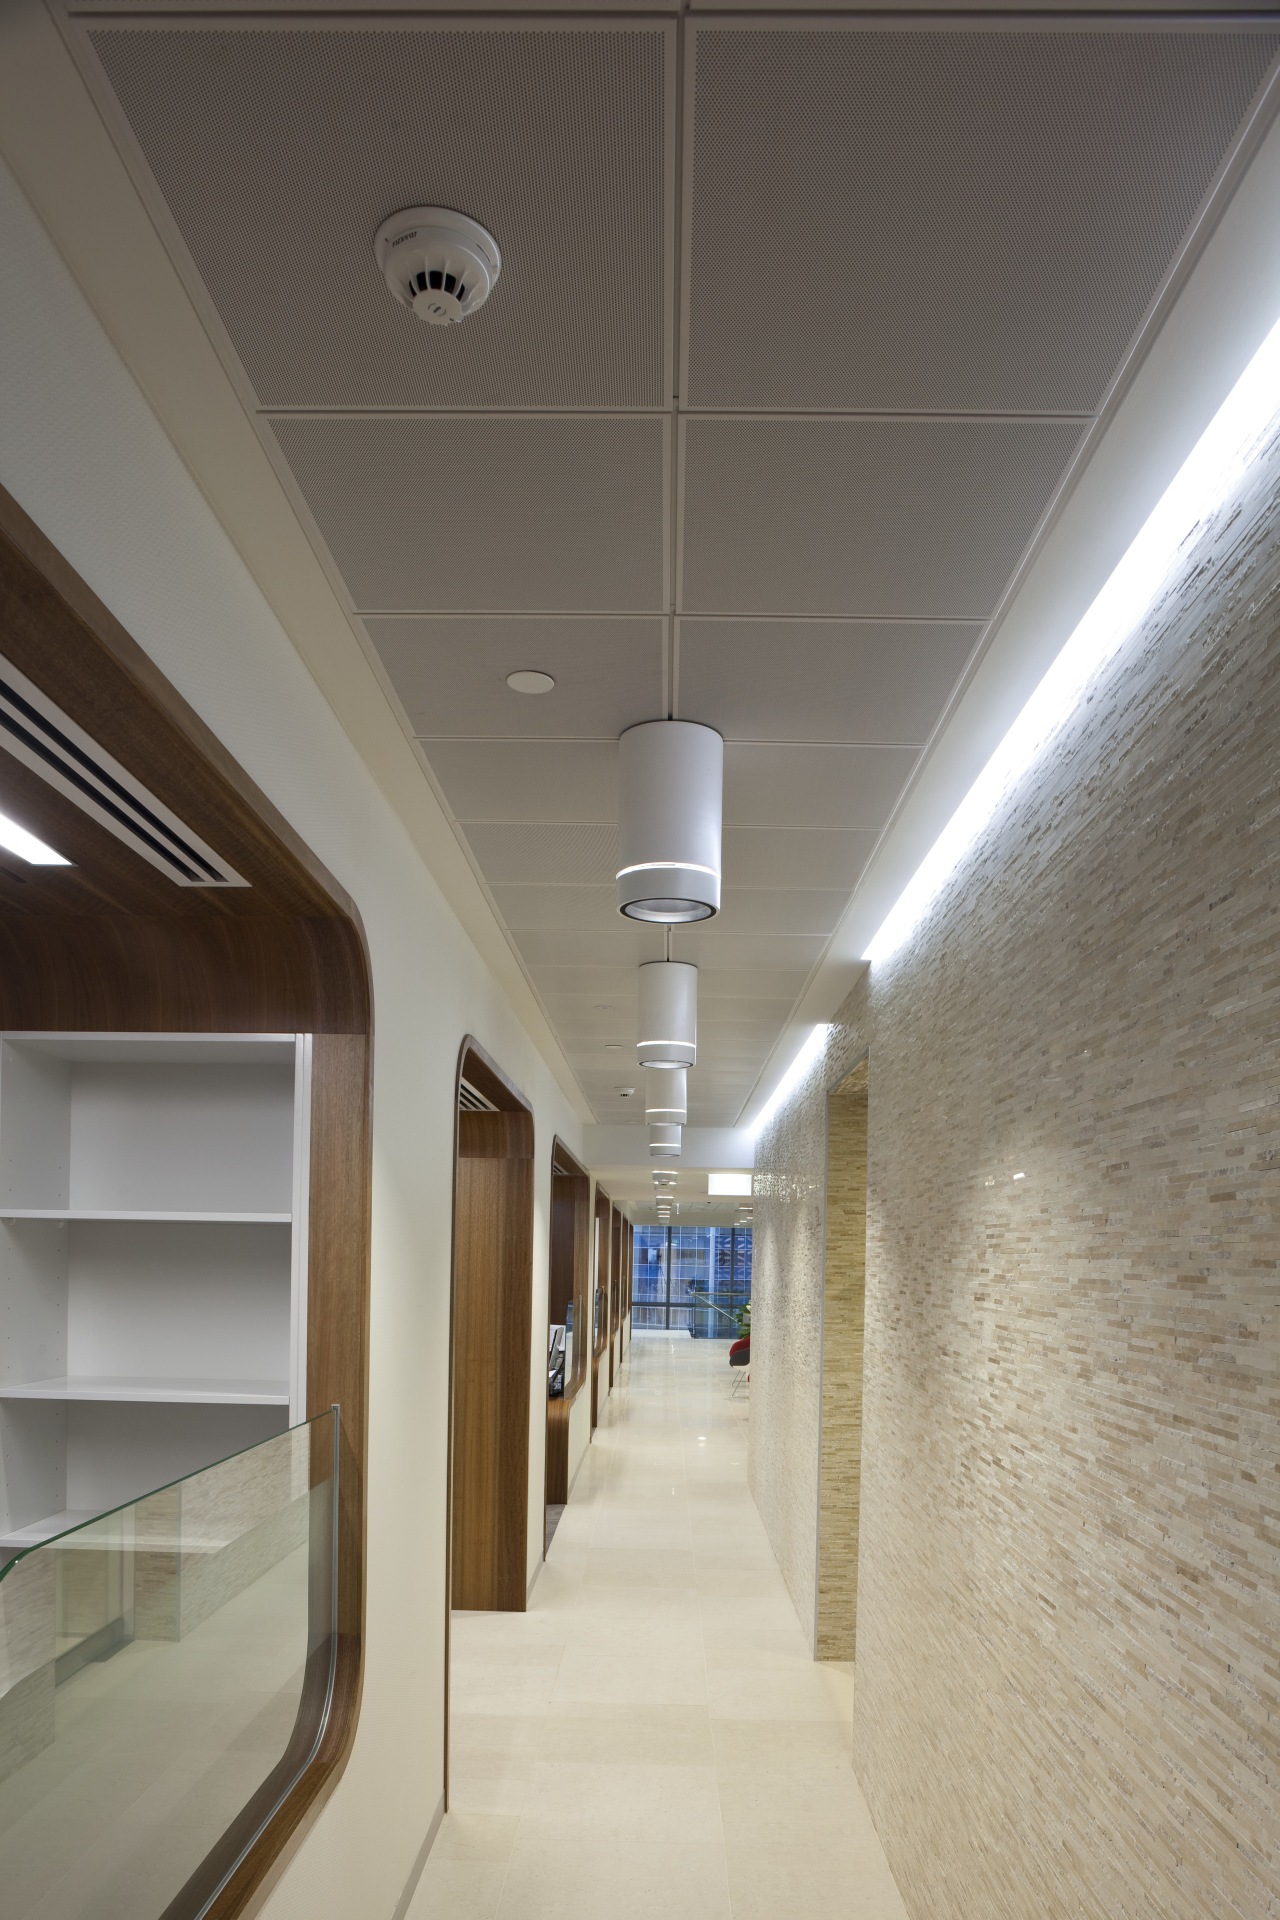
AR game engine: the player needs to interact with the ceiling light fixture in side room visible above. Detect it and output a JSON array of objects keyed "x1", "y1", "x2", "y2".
[
  {"x1": 746, "y1": 1025, "x2": 831, "y2": 1139},
  {"x1": 865, "y1": 308, "x2": 1280, "y2": 968},
  {"x1": 649, "y1": 1123, "x2": 682, "y2": 1158},
  {"x1": 708, "y1": 1172, "x2": 752, "y2": 1197},
  {"x1": 636, "y1": 961, "x2": 698, "y2": 1069},
  {"x1": 373, "y1": 206, "x2": 501, "y2": 326},
  {"x1": 506, "y1": 670, "x2": 555, "y2": 694},
  {"x1": 0, "y1": 808, "x2": 69, "y2": 866},
  {"x1": 644, "y1": 1067, "x2": 688, "y2": 1124},
  {"x1": 617, "y1": 721, "x2": 723, "y2": 922}
]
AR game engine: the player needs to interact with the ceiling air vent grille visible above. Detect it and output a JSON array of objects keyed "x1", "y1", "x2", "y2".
[
  {"x1": 0, "y1": 652, "x2": 247, "y2": 888},
  {"x1": 458, "y1": 1079, "x2": 499, "y2": 1113}
]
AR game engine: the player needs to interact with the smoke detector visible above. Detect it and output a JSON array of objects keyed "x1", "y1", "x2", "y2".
[{"x1": 373, "y1": 207, "x2": 501, "y2": 326}]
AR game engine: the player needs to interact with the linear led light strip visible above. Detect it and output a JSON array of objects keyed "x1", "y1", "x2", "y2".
[
  {"x1": 748, "y1": 308, "x2": 1280, "y2": 1141},
  {"x1": 0, "y1": 808, "x2": 67, "y2": 866},
  {"x1": 616, "y1": 862, "x2": 720, "y2": 878},
  {"x1": 748, "y1": 1024, "x2": 831, "y2": 1140},
  {"x1": 0, "y1": 652, "x2": 246, "y2": 887},
  {"x1": 865, "y1": 308, "x2": 1280, "y2": 966}
]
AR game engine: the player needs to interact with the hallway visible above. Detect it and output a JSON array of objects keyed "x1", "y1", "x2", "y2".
[{"x1": 412, "y1": 1338, "x2": 906, "y2": 1919}]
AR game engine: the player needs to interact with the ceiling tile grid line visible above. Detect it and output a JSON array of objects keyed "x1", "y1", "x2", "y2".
[{"x1": 57, "y1": 7, "x2": 1280, "y2": 1122}]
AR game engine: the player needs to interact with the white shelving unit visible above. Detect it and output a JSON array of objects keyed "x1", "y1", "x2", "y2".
[{"x1": 0, "y1": 1032, "x2": 311, "y2": 1553}]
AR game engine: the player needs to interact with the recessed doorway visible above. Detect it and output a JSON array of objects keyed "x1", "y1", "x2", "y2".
[
  {"x1": 817, "y1": 1057, "x2": 868, "y2": 1661},
  {"x1": 448, "y1": 1039, "x2": 535, "y2": 1615},
  {"x1": 545, "y1": 1139, "x2": 589, "y2": 1555}
]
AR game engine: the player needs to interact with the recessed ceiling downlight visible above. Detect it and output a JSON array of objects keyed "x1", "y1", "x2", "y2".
[
  {"x1": 506, "y1": 670, "x2": 555, "y2": 695},
  {"x1": 373, "y1": 207, "x2": 501, "y2": 326}
]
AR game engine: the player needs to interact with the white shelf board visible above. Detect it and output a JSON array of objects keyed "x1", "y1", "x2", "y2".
[
  {"x1": 0, "y1": 1209, "x2": 291, "y2": 1224},
  {"x1": 2, "y1": 1034, "x2": 298, "y2": 1065},
  {"x1": 0, "y1": 1375, "x2": 290, "y2": 1406},
  {"x1": 1, "y1": 1510, "x2": 251, "y2": 1555},
  {"x1": 0, "y1": 1509, "x2": 102, "y2": 1553}
]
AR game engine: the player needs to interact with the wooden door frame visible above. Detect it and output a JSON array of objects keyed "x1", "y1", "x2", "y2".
[
  {"x1": 444, "y1": 1036, "x2": 535, "y2": 1803},
  {"x1": 591, "y1": 1184, "x2": 611, "y2": 1431},
  {"x1": 608, "y1": 1205, "x2": 623, "y2": 1386},
  {"x1": 544, "y1": 1139, "x2": 589, "y2": 1540}
]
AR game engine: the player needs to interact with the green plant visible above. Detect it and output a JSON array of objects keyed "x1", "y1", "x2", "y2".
[{"x1": 735, "y1": 1301, "x2": 751, "y2": 1337}]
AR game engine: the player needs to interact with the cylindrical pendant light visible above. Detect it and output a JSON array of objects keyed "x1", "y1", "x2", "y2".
[
  {"x1": 644, "y1": 1066, "x2": 687, "y2": 1124},
  {"x1": 636, "y1": 961, "x2": 697, "y2": 1069},
  {"x1": 649, "y1": 1123, "x2": 682, "y2": 1157},
  {"x1": 617, "y1": 721, "x2": 723, "y2": 922}
]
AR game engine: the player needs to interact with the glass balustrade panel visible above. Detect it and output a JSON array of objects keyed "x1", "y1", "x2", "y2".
[{"x1": 0, "y1": 1408, "x2": 337, "y2": 1920}]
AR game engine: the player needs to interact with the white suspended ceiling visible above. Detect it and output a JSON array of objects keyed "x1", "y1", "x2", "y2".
[{"x1": 55, "y1": 5, "x2": 1280, "y2": 1129}]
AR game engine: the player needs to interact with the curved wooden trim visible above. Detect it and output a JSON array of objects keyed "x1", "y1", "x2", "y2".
[
  {"x1": 0, "y1": 487, "x2": 368, "y2": 957},
  {"x1": 459, "y1": 1034, "x2": 534, "y2": 1119},
  {"x1": 551, "y1": 1137, "x2": 588, "y2": 1182},
  {"x1": 0, "y1": 484, "x2": 373, "y2": 1920}
]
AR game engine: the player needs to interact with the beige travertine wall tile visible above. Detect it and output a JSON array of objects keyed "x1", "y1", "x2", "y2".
[
  {"x1": 816, "y1": 1067, "x2": 867, "y2": 1660},
  {"x1": 749, "y1": 423, "x2": 1280, "y2": 1917}
]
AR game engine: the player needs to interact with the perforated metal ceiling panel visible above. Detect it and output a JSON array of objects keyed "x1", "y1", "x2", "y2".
[
  {"x1": 427, "y1": 741, "x2": 617, "y2": 824},
  {"x1": 89, "y1": 22, "x2": 672, "y2": 411},
  {"x1": 691, "y1": 972, "x2": 813, "y2": 1003},
  {"x1": 724, "y1": 744, "x2": 919, "y2": 830},
  {"x1": 709, "y1": 891, "x2": 849, "y2": 938},
  {"x1": 672, "y1": 932, "x2": 829, "y2": 972},
  {"x1": 491, "y1": 885, "x2": 620, "y2": 932},
  {"x1": 681, "y1": 417, "x2": 1083, "y2": 618},
  {"x1": 367, "y1": 617, "x2": 663, "y2": 739},
  {"x1": 722, "y1": 828, "x2": 879, "y2": 892},
  {"x1": 530, "y1": 966, "x2": 642, "y2": 1000},
  {"x1": 271, "y1": 417, "x2": 666, "y2": 613},
  {"x1": 463, "y1": 824, "x2": 621, "y2": 887},
  {"x1": 685, "y1": 24, "x2": 1280, "y2": 411},
  {"x1": 66, "y1": 8, "x2": 1280, "y2": 1128},
  {"x1": 538, "y1": 1002, "x2": 638, "y2": 1041},
  {"x1": 678, "y1": 619, "x2": 979, "y2": 742},
  {"x1": 517, "y1": 927, "x2": 660, "y2": 968}
]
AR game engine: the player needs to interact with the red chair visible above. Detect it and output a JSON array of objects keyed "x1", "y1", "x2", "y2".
[{"x1": 729, "y1": 1335, "x2": 750, "y2": 1368}]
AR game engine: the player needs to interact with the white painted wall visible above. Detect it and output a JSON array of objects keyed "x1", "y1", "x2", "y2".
[{"x1": 0, "y1": 155, "x2": 585, "y2": 1918}]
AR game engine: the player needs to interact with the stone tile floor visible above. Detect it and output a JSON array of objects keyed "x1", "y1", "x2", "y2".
[{"x1": 409, "y1": 1335, "x2": 907, "y2": 1920}]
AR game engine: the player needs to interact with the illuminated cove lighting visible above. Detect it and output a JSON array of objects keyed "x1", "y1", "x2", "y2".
[
  {"x1": 865, "y1": 310, "x2": 1280, "y2": 967},
  {"x1": 747, "y1": 1024, "x2": 831, "y2": 1140}
]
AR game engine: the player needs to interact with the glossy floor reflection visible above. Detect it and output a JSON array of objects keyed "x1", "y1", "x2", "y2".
[{"x1": 410, "y1": 1334, "x2": 907, "y2": 1920}]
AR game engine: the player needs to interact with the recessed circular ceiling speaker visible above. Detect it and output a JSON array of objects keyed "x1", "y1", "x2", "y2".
[
  {"x1": 649, "y1": 1123, "x2": 682, "y2": 1158},
  {"x1": 636, "y1": 961, "x2": 697, "y2": 1069},
  {"x1": 373, "y1": 207, "x2": 501, "y2": 326},
  {"x1": 617, "y1": 721, "x2": 723, "y2": 922}
]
